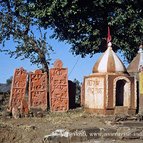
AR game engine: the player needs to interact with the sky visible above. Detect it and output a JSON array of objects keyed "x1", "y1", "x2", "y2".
[{"x1": 0, "y1": 29, "x2": 129, "y2": 84}]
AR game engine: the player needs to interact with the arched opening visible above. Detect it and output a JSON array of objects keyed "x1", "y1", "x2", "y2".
[{"x1": 115, "y1": 80, "x2": 126, "y2": 106}]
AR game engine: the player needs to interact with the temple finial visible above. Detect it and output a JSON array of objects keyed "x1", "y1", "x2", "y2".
[
  {"x1": 107, "y1": 26, "x2": 112, "y2": 48},
  {"x1": 107, "y1": 26, "x2": 112, "y2": 43},
  {"x1": 138, "y1": 44, "x2": 143, "y2": 53}
]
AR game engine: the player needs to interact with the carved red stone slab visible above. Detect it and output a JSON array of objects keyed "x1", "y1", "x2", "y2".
[
  {"x1": 50, "y1": 60, "x2": 69, "y2": 112},
  {"x1": 29, "y1": 70, "x2": 47, "y2": 111},
  {"x1": 54, "y1": 59, "x2": 63, "y2": 68},
  {"x1": 9, "y1": 68, "x2": 27, "y2": 110}
]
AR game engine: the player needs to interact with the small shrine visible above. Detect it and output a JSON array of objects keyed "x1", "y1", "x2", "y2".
[
  {"x1": 127, "y1": 45, "x2": 143, "y2": 80},
  {"x1": 83, "y1": 28, "x2": 137, "y2": 115},
  {"x1": 127, "y1": 45, "x2": 143, "y2": 114}
]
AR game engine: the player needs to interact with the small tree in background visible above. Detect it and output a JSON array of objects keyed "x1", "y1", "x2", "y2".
[
  {"x1": 6, "y1": 76, "x2": 13, "y2": 85},
  {"x1": 73, "y1": 79, "x2": 81, "y2": 105}
]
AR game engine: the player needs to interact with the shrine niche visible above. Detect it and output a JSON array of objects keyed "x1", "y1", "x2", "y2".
[
  {"x1": 49, "y1": 59, "x2": 69, "y2": 112},
  {"x1": 29, "y1": 70, "x2": 48, "y2": 111},
  {"x1": 9, "y1": 67, "x2": 27, "y2": 110},
  {"x1": 68, "y1": 80, "x2": 76, "y2": 109}
]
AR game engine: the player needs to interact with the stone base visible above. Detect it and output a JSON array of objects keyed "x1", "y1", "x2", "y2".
[
  {"x1": 84, "y1": 107, "x2": 136, "y2": 115},
  {"x1": 84, "y1": 108, "x2": 114, "y2": 115},
  {"x1": 128, "y1": 109, "x2": 136, "y2": 115},
  {"x1": 114, "y1": 106, "x2": 128, "y2": 115},
  {"x1": 84, "y1": 108, "x2": 104, "y2": 114}
]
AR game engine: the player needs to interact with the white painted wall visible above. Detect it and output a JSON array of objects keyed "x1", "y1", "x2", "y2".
[{"x1": 85, "y1": 77, "x2": 104, "y2": 109}]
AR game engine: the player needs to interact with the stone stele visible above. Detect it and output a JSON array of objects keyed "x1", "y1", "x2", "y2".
[{"x1": 49, "y1": 59, "x2": 69, "y2": 112}]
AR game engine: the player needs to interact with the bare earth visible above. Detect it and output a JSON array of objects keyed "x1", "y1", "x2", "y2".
[{"x1": 1, "y1": 108, "x2": 143, "y2": 143}]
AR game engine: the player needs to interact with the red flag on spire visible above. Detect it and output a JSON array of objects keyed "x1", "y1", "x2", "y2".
[{"x1": 107, "y1": 26, "x2": 111, "y2": 43}]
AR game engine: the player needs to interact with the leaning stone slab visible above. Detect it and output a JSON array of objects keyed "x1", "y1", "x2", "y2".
[{"x1": 9, "y1": 68, "x2": 27, "y2": 110}]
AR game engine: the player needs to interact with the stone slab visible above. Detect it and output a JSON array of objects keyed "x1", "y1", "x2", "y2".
[
  {"x1": 9, "y1": 68, "x2": 27, "y2": 110},
  {"x1": 49, "y1": 60, "x2": 69, "y2": 112},
  {"x1": 29, "y1": 70, "x2": 48, "y2": 111}
]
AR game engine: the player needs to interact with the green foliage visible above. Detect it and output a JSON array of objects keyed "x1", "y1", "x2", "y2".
[
  {"x1": 0, "y1": 0, "x2": 31, "y2": 42},
  {"x1": 0, "y1": 0, "x2": 53, "y2": 72},
  {"x1": 0, "y1": 0, "x2": 143, "y2": 63},
  {"x1": 73, "y1": 79, "x2": 81, "y2": 104},
  {"x1": 29, "y1": 0, "x2": 143, "y2": 62},
  {"x1": 6, "y1": 76, "x2": 13, "y2": 85}
]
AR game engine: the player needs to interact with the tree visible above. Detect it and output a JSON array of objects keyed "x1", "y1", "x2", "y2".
[
  {"x1": 73, "y1": 79, "x2": 81, "y2": 105},
  {"x1": 6, "y1": 76, "x2": 13, "y2": 85},
  {"x1": 0, "y1": 0, "x2": 53, "y2": 73},
  {"x1": 1, "y1": 0, "x2": 143, "y2": 63},
  {"x1": 29, "y1": 0, "x2": 143, "y2": 62}
]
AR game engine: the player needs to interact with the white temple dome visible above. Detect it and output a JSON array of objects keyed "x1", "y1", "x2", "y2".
[{"x1": 92, "y1": 42, "x2": 127, "y2": 73}]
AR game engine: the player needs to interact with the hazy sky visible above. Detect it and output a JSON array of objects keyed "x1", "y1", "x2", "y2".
[{"x1": 0, "y1": 29, "x2": 128, "y2": 84}]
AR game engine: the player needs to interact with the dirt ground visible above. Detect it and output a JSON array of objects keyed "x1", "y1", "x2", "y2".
[
  {"x1": 0, "y1": 109, "x2": 103, "y2": 143},
  {"x1": 1, "y1": 94, "x2": 143, "y2": 143},
  {"x1": 1, "y1": 108, "x2": 143, "y2": 143}
]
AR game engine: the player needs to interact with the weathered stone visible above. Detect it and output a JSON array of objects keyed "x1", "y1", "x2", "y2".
[
  {"x1": 122, "y1": 128, "x2": 142, "y2": 140},
  {"x1": 114, "y1": 115, "x2": 128, "y2": 122},
  {"x1": 139, "y1": 131, "x2": 143, "y2": 139},
  {"x1": 29, "y1": 70, "x2": 48, "y2": 111},
  {"x1": 12, "y1": 106, "x2": 20, "y2": 119},
  {"x1": 34, "y1": 111, "x2": 44, "y2": 118},
  {"x1": 84, "y1": 77, "x2": 105, "y2": 109},
  {"x1": 122, "y1": 121, "x2": 143, "y2": 127},
  {"x1": 99, "y1": 128, "x2": 118, "y2": 139},
  {"x1": 116, "y1": 126, "x2": 143, "y2": 140},
  {"x1": 21, "y1": 125, "x2": 37, "y2": 131},
  {"x1": 43, "y1": 129, "x2": 89, "y2": 143},
  {"x1": 49, "y1": 60, "x2": 69, "y2": 112},
  {"x1": 116, "y1": 127, "x2": 130, "y2": 139},
  {"x1": 126, "y1": 116, "x2": 138, "y2": 121},
  {"x1": 28, "y1": 111, "x2": 34, "y2": 117},
  {"x1": 114, "y1": 107, "x2": 128, "y2": 115},
  {"x1": 70, "y1": 129, "x2": 88, "y2": 142},
  {"x1": 85, "y1": 128, "x2": 100, "y2": 140},
  {"x1": 43, "y1": 129, "x2": 70, "y2": 143},
  {"x1": 9, "y1": 68, "x2": 27, "y2": 110},
  {"x1": 2, "y1": 110, "x2": 12, "y2": 118},
  {"x1": 136, "y1": 114, "x2": 143, "y2": 121},
  {"x1": 70, "y1": 135, "x2": 87, "y2": 142},
  {"x1": 21, "y1": 99, "x2": 29, "y2": 116}
]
